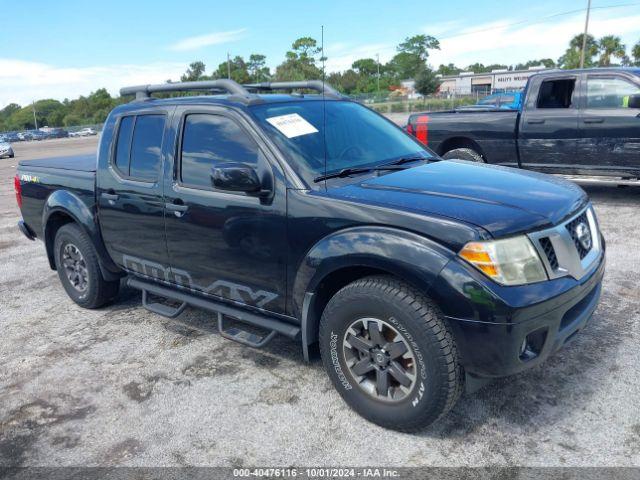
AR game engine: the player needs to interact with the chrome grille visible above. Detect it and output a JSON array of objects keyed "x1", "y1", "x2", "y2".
[
  {"x1": 565, "y1": 212, "x2": 591, "y2": 259},
  {"x1": 528, "y1": 206, "x2": 601, "y2": 281}
]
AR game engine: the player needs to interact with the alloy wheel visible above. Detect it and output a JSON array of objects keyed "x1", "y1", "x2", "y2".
[
  {"x1": 342, "y1": 317, "x2": 418, "y2": 402},
  {"x1": 62, "y1": 243, "x2": 89, "y2": 293}
]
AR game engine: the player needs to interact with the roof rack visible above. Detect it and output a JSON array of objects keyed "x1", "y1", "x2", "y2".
[
  {"x1": 243, "y1": 80, "x2": 342, "y2": 98},
  {"x1": 119, "y1": 79, "x2": 258, "y2": 102},
  {"x1": 119, "y1": 79, "x2": 342, "y2": 103}
]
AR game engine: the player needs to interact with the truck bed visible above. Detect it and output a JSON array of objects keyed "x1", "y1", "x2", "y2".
[
  {"x1": 407, "y1": 109, "x2": 520, "y2": 167},
  {"x1": 18, "y1": 154, "x2": 96, "y2": 239},
  {"x1": 19, "y1": 153, "x2": 97, "y2": 172}
]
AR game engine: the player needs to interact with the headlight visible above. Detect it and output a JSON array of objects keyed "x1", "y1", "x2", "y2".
[{"x1": 459, "y1": 236, "x2": 547, "y2": 286}]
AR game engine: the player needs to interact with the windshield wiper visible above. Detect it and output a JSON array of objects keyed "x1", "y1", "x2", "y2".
[
  {"x1": 384, "y1": 155, "x2": 429, "y2": 166},
  {"x1": 314, "y1": 165, "x2": 406, "y2": 183}
]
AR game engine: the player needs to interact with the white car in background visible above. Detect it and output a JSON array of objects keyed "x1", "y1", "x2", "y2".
[
  {"x1": 0, "y1": 141, "x2": 14, "y2": 158},
  {"x1": 69, "y1": 128, "x2": 97, "y2": 137}
]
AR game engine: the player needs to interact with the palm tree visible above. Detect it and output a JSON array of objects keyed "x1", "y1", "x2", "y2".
[
  {"x1": 633, "y1": 40, "x2": 640, "y2": 66},
  {"x1": 558, "y1": 34, "x2": 598, "y2": 69},
  {"x1": 598, "y1": 36, "x2": 627, "y2": 66}
]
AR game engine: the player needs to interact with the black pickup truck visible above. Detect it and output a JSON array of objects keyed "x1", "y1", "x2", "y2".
[
  {"x1": 15, "y1": 80, "x2": 605, "y2": 431},
  {"x1": 407, "y1": 68, "x2": 640, "y2": 179}
]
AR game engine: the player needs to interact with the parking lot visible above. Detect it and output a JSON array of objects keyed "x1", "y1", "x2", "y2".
[{"x1": 1, "y1": 136, "x2": 639, "y2": 467}]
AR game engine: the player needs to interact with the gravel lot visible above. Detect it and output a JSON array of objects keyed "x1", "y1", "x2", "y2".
[{"x1": 1, "y1": 136, "x2": 639, "y2": 467}]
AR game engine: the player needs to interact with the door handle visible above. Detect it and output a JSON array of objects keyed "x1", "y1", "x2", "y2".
[
  {"x1": 583, "y1": 117, "x2": 604, "y2": 124},
  {"x1": 527, "y1": 119, "x2": 545, "y2": 124},
  {"x1": 166, "y1": 201, "x2": 189, "y2": 217},
  {"x1": 101, "y1": 192, "x2": 119, "y2": 205}
]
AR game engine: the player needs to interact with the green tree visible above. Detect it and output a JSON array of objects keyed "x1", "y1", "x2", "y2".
[
  {"x1": 351, "y1": 58, "x2": 379, "y2": 76},
  {"x1": 598, "y1": 35, "x2": 626, "y2": 66},
  {"x1": 414, "y1": 68, "x2": 440, "y2": 95},
  {"x1": 387, "y1": 34, "x2": 440, "y2": 80},
  {"x1": 247, "y1": 54, "x2": 270, "y2": 82},
  {"x1": 33, "y1": 99, "x2": 67, "y2": 126},
  {"x1": 465, "y1": 62, "x2": 486, "y2": 72},
  {"x1": 558, "y1": 34, "x2": 598, "y2": 68},
  {"x1": 181, "y1": 61, "x2": 207, "y2": 82},
  {"x1": 0, "y1": 103, "x2": 21, "y2": 131},
  {"x1": 213, "y1": 56, "x2": 251, "y2": 83},
  {"x1": 633, "y1": 40, "x2": 640, "y2": 66},
  {"x1": 436, "y1": 63, "x2": 461, "y2": 75},
  {"x1": 274, "y1": 37, "x2": 323, "y2": 81},
  {"x1": 397, "y1": 35, "x2": 440, "y2": 63},
  {"x1": 514, "y1": 59, "x2": 556, "y2": 70}
]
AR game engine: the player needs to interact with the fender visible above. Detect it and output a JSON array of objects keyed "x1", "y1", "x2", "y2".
[
  {"x1": 42, "y1": 190, "x2": 121, "y2": 279},
  {"x1": 293, "y1": 226, "x2": 455, "y2": 360}
]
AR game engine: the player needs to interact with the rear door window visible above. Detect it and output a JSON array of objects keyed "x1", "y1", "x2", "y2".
[
  {"x1": 536, "y1": 79, "x2": 576, "y2": 108},
  {"x1": 113, "y1": 114, "x2": 166, "y2": 181},
  {"x1": 129, "y1": 115, "x2": 165, "y2": 181},
  {"x1": 114, "y1": 116, "x2": 134, "y2": 174}
]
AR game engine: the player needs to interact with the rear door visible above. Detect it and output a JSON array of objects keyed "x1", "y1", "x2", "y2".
[
  {"x1": 518, "y1": 75, "x2": 580, "y2": 172},
  {"x1": 97, "y1": 108, "x2": 173, "y2": 280},
  {"x1": 578, "y1": 73, "x2": 640, "y2": 175}
]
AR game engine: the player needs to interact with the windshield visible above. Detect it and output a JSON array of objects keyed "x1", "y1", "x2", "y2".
[{"x1": 250, "y1": 100, "x2": 433, "y2": 186}]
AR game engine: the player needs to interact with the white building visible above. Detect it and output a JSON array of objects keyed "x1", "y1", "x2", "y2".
[{"x1": 437, "y1": 65, "x2": 550, "y2": 95}]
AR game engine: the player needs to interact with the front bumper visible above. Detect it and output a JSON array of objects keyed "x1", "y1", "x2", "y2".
[{"x1": 432, "y1": 244, "x2": 605, "y2": 378}]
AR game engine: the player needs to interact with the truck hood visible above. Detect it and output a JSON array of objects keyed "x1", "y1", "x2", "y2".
[{"x1": 327, "y1": 160, "x2": 588, "y2": 237}]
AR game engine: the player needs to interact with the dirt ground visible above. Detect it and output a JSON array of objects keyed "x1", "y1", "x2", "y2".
[{"x1": 1, "y1": 136, "x2": 639, "y2": 467}]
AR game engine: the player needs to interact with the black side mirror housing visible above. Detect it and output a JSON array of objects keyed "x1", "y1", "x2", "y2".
[
  {"x1": 211, "y1": 162, "x2": 263, "y2": 194},
  {"x1": 628, "y1": 94, "x2": 640, "y2": 109}
]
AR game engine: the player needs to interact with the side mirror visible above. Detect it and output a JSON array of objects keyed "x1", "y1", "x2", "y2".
[
  {"x1": 627, "y1": 94, "x2": 640, "y2": 109},
  {"x1": 211, "y1": 162, "x2": 263, "y2": 194}
]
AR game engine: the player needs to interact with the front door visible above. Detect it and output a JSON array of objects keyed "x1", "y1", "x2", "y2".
[
  {"x1": 163, "y1": 107, "x2": 288, "y2": 314},
  {"x1": 519, "y1": 75, "x2": 580, "y2": 172},
  {"x1": 97, "y1": 109, "x2": 172, "y2": 279},
  {"x1": 578, "y1": 73, "x2": 640, "y2": 175}
]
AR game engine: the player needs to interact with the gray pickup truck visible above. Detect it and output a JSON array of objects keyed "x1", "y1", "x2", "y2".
[{"x1": 406, "y1": 68, "x2": 640, "y2": 180}]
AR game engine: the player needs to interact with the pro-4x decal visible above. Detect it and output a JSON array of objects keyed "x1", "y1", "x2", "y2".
[{"x1": 122, "y1": 254, "x2": 278, "y2": 309}]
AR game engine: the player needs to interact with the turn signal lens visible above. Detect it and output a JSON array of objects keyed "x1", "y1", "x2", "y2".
[{"x1": 459, "y1": 236, "x2": 547, "y2": 286}]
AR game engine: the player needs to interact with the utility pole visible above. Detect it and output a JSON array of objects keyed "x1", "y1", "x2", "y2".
[
  {"x1": 376, "y1": 53, "x2": 380, "y2": 99},
  {"x1": 227, "y1": 52, "x2": 231, "y2": 79},
  {"x1": 579, "y1": 0, "x2": 592, "y2": 69},
  {"x1": 32, "y1": 101, "x2": 38, "y2": 130}
]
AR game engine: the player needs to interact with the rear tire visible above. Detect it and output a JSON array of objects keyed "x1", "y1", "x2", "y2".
[
  {"x1": 54, "y1": 223, "x2": 119, "y2": 309},
  {"x1": 442, "y1": 148, "x2": 484, "y2": 163},
  {"x1": 319, "y1": 275, "x2": 463, "y2": 431}
]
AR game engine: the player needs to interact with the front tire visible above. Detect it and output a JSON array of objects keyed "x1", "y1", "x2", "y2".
[
  {"x1": 442, "y1": 147, "x2": 484, "y2": 163},
  {"x1": 319, "y1": 276, "x2": 463, "y2": 431},
  {"x1": 54, "y1": 223, "x2": 119, "y2": 308}
]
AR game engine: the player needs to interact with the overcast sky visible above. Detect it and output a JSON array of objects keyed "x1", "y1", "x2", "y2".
[{"x1": 1, "y1": 0, "x2": 639, "y2": 107}]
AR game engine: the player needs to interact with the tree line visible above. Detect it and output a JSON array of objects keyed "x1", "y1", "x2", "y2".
[
  {"x1": 2, "y1": 33, "x2": 639, "y2": 132},
  {"x1": 436, "y1": 33, "x2": 640, "y2": 75}
]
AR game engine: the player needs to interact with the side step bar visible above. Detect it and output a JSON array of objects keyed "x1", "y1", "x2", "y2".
[{"x1": 127, "y1": 277, "x2": 301, "y2": 347}]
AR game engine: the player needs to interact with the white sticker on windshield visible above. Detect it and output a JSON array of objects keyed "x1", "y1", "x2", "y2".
[{"x1": 266, "y1": 113, "x2": 319, "y2": 138}]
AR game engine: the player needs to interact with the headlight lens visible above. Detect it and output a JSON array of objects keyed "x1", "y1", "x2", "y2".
[{"x1": 459, "y1": 236, "x2": 547, "y2": 286}]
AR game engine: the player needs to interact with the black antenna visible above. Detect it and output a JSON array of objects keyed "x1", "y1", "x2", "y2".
[
  {"x1": 321, "y1": 25, "x2": 327, "y2": 186},
  {"x1": 321, "y1": 25, "x2": 325, "y2": 90}
]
